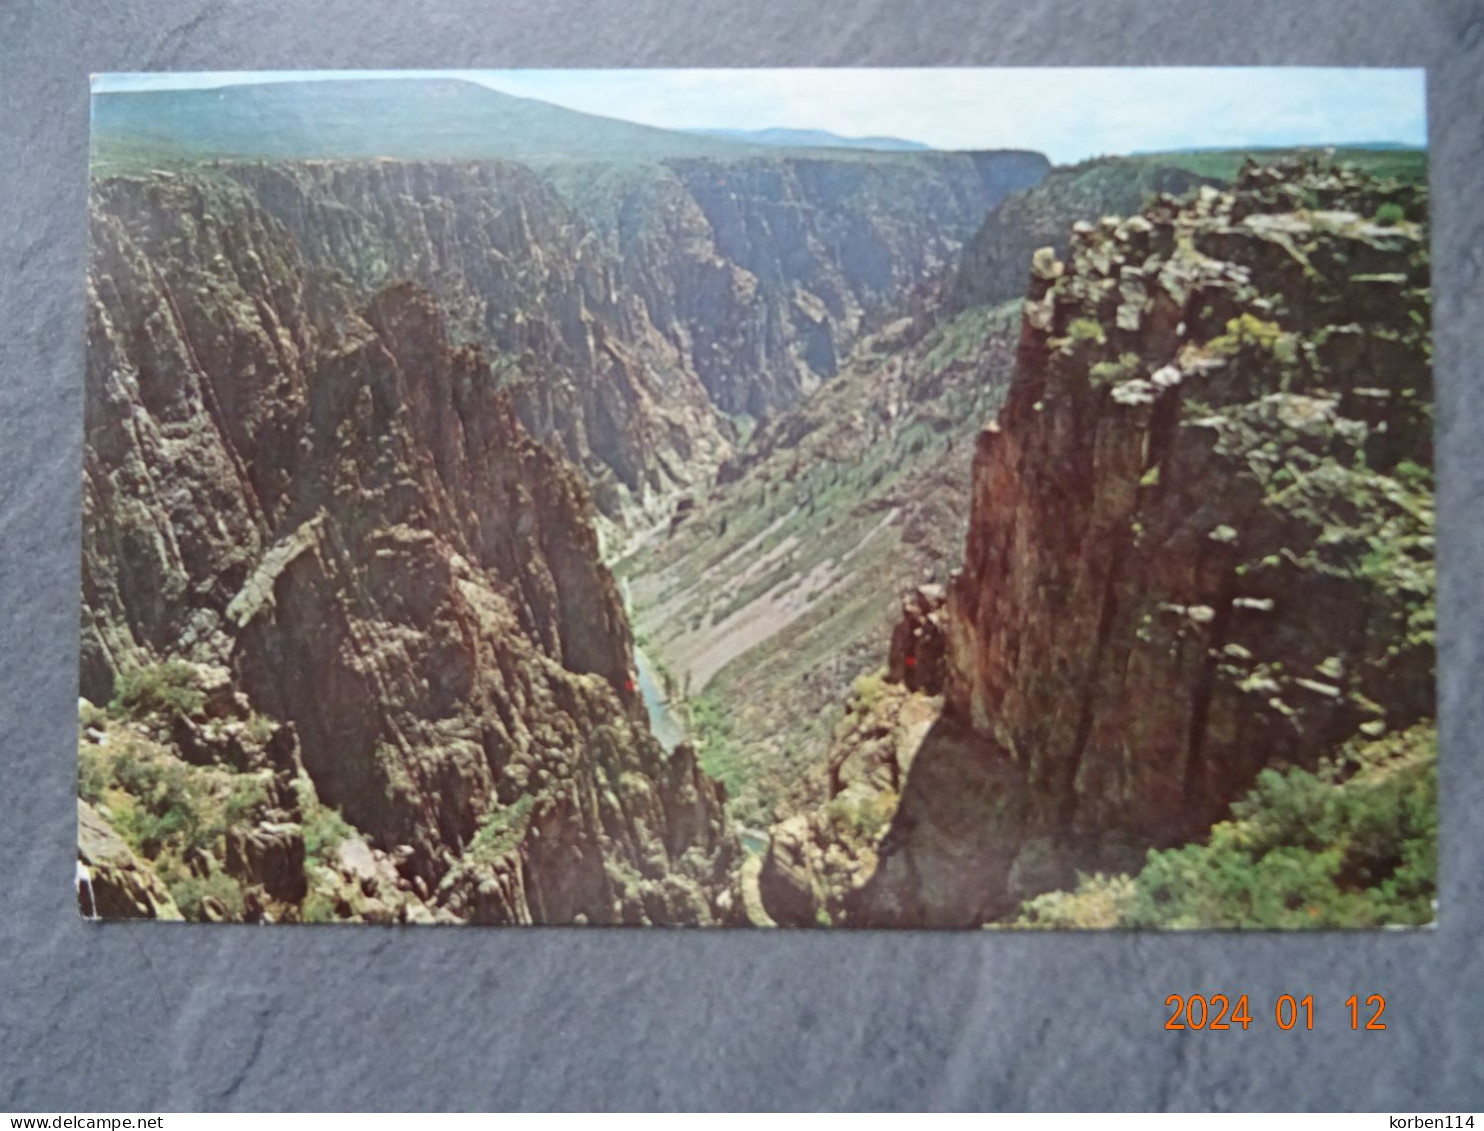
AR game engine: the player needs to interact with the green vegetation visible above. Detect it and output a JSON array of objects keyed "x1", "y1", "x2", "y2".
[
  {"x1": 1066, "y1": 316, "x2": 1108, "y2": 346},
  {"x1": 300, "y1": 889, "x2": 342, "y2": 925},
  {"x1": 685, "y1": 693, "x2": 751, "y2": 803},
  {"x1": 295, "y1": 774, "x2": 356, "y2": 867},
  {"x1": 79, "y1": 718, "x2": 276, "y2": 915},
  {"x1": 919, "y1": 302, "x2": 1021, "y2": 377},
  {"x1": 109, "y1": 659, "x2": 205, "y2": 722},
  {"x1": 624, "y1": 275, "x2": 1016, "y2": 824},
  {"x1": 1374, "y1": 201, "x2": 1407, "y2": 227},
  {"x1": 467, "y1": 794, "x2": 537, "y2": 864},
  {"x1": 850, "y1": 672, "x2": 887, "y2": 712},
  {"x1": 81, "y1": 730, "x2": 265, "y2": 859},
  {"x1": 952, "y1": 146, "x2": 1425, "y2": 314},
  {"x1": 1121, "y1": 146, "x2": 1427, "y2": 185},
  {"x1": 825, "y1": 789, "x2": 898, "y2": 843},
  {"x1": 1017, "y1": 725, "x2": 1436, "y2": 929},
  {"x1": 1090, "y1": 352, "x2": 1141, "y2": 385},
  {"x1": 170, "y1": 870, "x2": 247, "y2": 922},
  {"x1": 244, "y1": 712, "x2": 276, "y2": 745},
  {"x1": 1209, "y1": 312, "x2": 1285, "y2": 357}
]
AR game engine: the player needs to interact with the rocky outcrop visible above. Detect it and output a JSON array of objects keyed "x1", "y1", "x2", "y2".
[
  {"x1": 220, "y1": 160, "x2": 730, "y2": 522},
  {"x1": 83, "y1": 175, "x2": 738, "y2": 924},
  {"x1": 225, "y1": 822, "x2": 308, "y2": 904},
  {"x1": 216, "y1": 151, "x2": 1049, "y2": 512},
  {"x1": 948, "y1": 157, "x2": 1217, "y2": 314},
  {"x1": 643, "y1": 151, "x2": 1049, "y2": 414},
  {"x1": 81, "y1": 663, "x2": 457, "y2": 924},
  {"x1": 754, "y1": 678, "x2": 937, "y2": 926},
  {"x1": 77, "y1": 799, "x2": 182, "y2": 920},
  {"x1": 887, "y1": 584, "x2": 947, "y2": 694},
  {"x1": 853, "y1": 159, "x2": 1434, "y2": 925}
]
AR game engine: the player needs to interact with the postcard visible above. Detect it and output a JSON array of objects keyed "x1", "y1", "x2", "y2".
[{"x1": 79, "y1": 68, "x2": 1433, "y2": 927}]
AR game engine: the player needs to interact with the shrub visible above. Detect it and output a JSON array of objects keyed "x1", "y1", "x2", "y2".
[
  {"x1": 244, "y1": 713, "x2": 276, "y2": 745},
  {"x1": 1066, "y1": 317, "x2": 1107, "y2": 345},
  {"x1": 1374, "y1": 202, "x2": 1406, "y2": 227},
  {"x1": 1012, "y1": 725, "x2": 1436, "y2": 929},
  {"x1": 467, "y1": 794, "x2": 537, "y2": 864},
  {"x1": 1209, "y1": 312, "x2": 1284, "y2": 358},
  {"x1": 1122, "y1": 726, "x2": 1436, "y2": 929},
  {"x1": 79, "y1": 700, "x2": 109, "y2": 732},
  {"x1": 302, "y1": 803, "x2": 355, "y2": 866},
  {"x1": 110, "y1": 660, "x2": 205, "y2": 722},
  {"x1": 86, "y1": 729, "x2": 270, "y2": 864},
  {"x1": 300, "y1": 888, "x2": 342, "y2": 925},
  {"x1": 108, "y1": 746, "x2": 206, "y2": 856},
  {"x1": 78, "y1": 739, "x2": 110, "y2": 804},
  {"x1": 686, "y1": 693, "x2": 750, "y2": 801},
  {"x1": 289, "y1": 772, "x2": 357, "y2": 869},
  {"x1": 170, "y1": 870, "x2": 246, "y2": 922},
  {"x1": 850, "y1": 672, "x2": 886, "y2": 712},
  {"x1": 1393, "y1": 459, "x2": 1432, "y2": 490},
  {"x1": 1016, "y1": 874, "x2": 1137, "y2": 929},
  {"x1": 1090, "y1": 352, "x2": 1141, "y2": 385},
  {"x1": 824, "y1": 789, "x2": 898, "y2": 843}
]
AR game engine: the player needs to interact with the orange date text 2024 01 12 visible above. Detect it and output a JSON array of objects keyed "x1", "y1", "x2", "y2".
[{"x1": 1164, "y1": 993, "x2": 1389, "y2": 1031}]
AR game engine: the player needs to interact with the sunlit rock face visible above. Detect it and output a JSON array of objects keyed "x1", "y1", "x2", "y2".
[
  {"x1": 851, "y1": 159, "x2": 1433, "y2": 926},
  {"x1": 83, "y1": 173, "x2": 738, "y2": 924}
]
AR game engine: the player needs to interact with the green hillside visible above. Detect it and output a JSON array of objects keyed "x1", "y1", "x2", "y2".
[
  {"x1": 90, "y1": 77, "x2": 768, "y2": 171},
  {"x1": 1129, "y1": 145, "x2": 1428, "y2": 183}
]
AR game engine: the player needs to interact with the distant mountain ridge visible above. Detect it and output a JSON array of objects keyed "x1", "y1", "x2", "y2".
[
  {"x1": 1131, "y1": 140, "x2": 1425, "y2": 155},
  {"x1": 91, "y1": 77, "x2": 770, "y2": 167},
  {"x1": 92, "y1": 78, "x2": 955, "y2": 170},
  {"x1": 687, "y1": 127, "x2": 932, "y2": 152}
]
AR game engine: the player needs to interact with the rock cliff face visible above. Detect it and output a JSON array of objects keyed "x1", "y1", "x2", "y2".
[
  {"x1": 215, "y1": 151, "x2": 1048, "y2": 516},
  {"x1": 220, "y1": 160, "x2": 730, "y2": 521},
  {"x1": 79, "y1": 142, "x2": 1048, "y2": 924},
  {"x1": 643, "y1": 152, "x2": 1049, "y2": 414},
  {"x1": 849, "y1": 160, "x2": 1433, "y2": 925},
  {"x1": 83, "y1": 172, "x2": 737, "y2": 923},
  {"x1": 623, "y1": 301, "x2": 1024, "y2": 829},
  {"x1": 77, "y1": 798, "x2": 182, "y2": 920},
  {"x1": 947, "y1": 157, "x2": 1218, "y2": 314}
]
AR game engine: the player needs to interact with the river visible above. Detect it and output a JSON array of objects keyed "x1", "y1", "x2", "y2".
[{"x1": 634, "y1": 646, "x2": 685, "y2": 753}]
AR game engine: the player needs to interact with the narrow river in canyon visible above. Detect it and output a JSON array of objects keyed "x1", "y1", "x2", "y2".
[{"x1": 634, "y1": 645, "x2": 684, "y2": 753}]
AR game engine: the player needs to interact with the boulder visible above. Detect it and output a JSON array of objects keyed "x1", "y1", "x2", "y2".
[
  {"x1": 76, "y1": 799, "x2": 181, "y2": 920},
  {"x1": 887, "y1": 584, "x2": 948, "y2": 694},
  {"x1": 225, "y1": 822, "x2": 308, "y2": 904}
]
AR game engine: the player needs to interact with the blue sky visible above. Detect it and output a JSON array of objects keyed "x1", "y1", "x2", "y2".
[{"x1": 93, "y1": 68, "x2": 1426, "y2": 164}]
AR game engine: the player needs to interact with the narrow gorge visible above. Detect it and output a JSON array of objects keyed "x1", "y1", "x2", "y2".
[
  {"x1": 80, "y1": 75, "x2": 1434, "y2": 929},
  {"x1": 753, "y1": 159, "x2": 1435, "y2": 929}
]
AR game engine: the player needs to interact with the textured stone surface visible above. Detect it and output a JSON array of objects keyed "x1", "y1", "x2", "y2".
[
  {"x1": 854, "y1": 161, "x2": 1436, "y2": 925},
  {"x1": 83, "y1": 176, "x2": 738, "y2": 923},
  {"x1": 3, "y1": 0, "x2": 1483, "y2": 1112},
  {"x1": 202, "y1": 151, "x2": 1041, "y2": 520},
  {"x1": 77, "y1": 799, "x2": 183, "y2": 920}
]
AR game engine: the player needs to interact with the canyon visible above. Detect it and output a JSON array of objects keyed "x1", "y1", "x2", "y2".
[
  {"x1": 80, "y1": 82, "x2": 1048, "y2": 923},
  {"x1": 752, "y1": 159, "x2": 1435, "y2": 928},
  {"x1": 81, "y1": 78, "x2": 1433, "y2": 928}
]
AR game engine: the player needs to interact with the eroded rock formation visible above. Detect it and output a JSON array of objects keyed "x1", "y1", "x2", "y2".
[
  {"x1": 216, "y1": 151, "x2": 1049, "y2": 515},
  {"x1": 847, "y1": 159, "x2": 1433, "y2": 925},
  {"x1": 83, "y1": 175, "x2": 737, "y2": 923},
  {"x1": 77, "y1": 799, "x2": 183, "y2": 920}
]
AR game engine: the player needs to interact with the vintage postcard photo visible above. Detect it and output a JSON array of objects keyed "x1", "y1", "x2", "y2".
[{"x1": 79, "y1": 68, "x2": 1434, "y2": 927}]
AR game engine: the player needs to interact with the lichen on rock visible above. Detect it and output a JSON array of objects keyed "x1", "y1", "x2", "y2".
[{"x1": 842, "y1": 157, "x2": 1435, "y2": 926}]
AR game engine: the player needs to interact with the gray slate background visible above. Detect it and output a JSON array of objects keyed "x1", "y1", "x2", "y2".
[{"x1": 2, "y1": 0, "x2": 1481, "y2": 1111}]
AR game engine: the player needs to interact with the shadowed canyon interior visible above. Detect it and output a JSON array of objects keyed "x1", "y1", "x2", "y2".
[{"x1": 79, "y1": 75, "x2": 1434, "y2": 927}]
